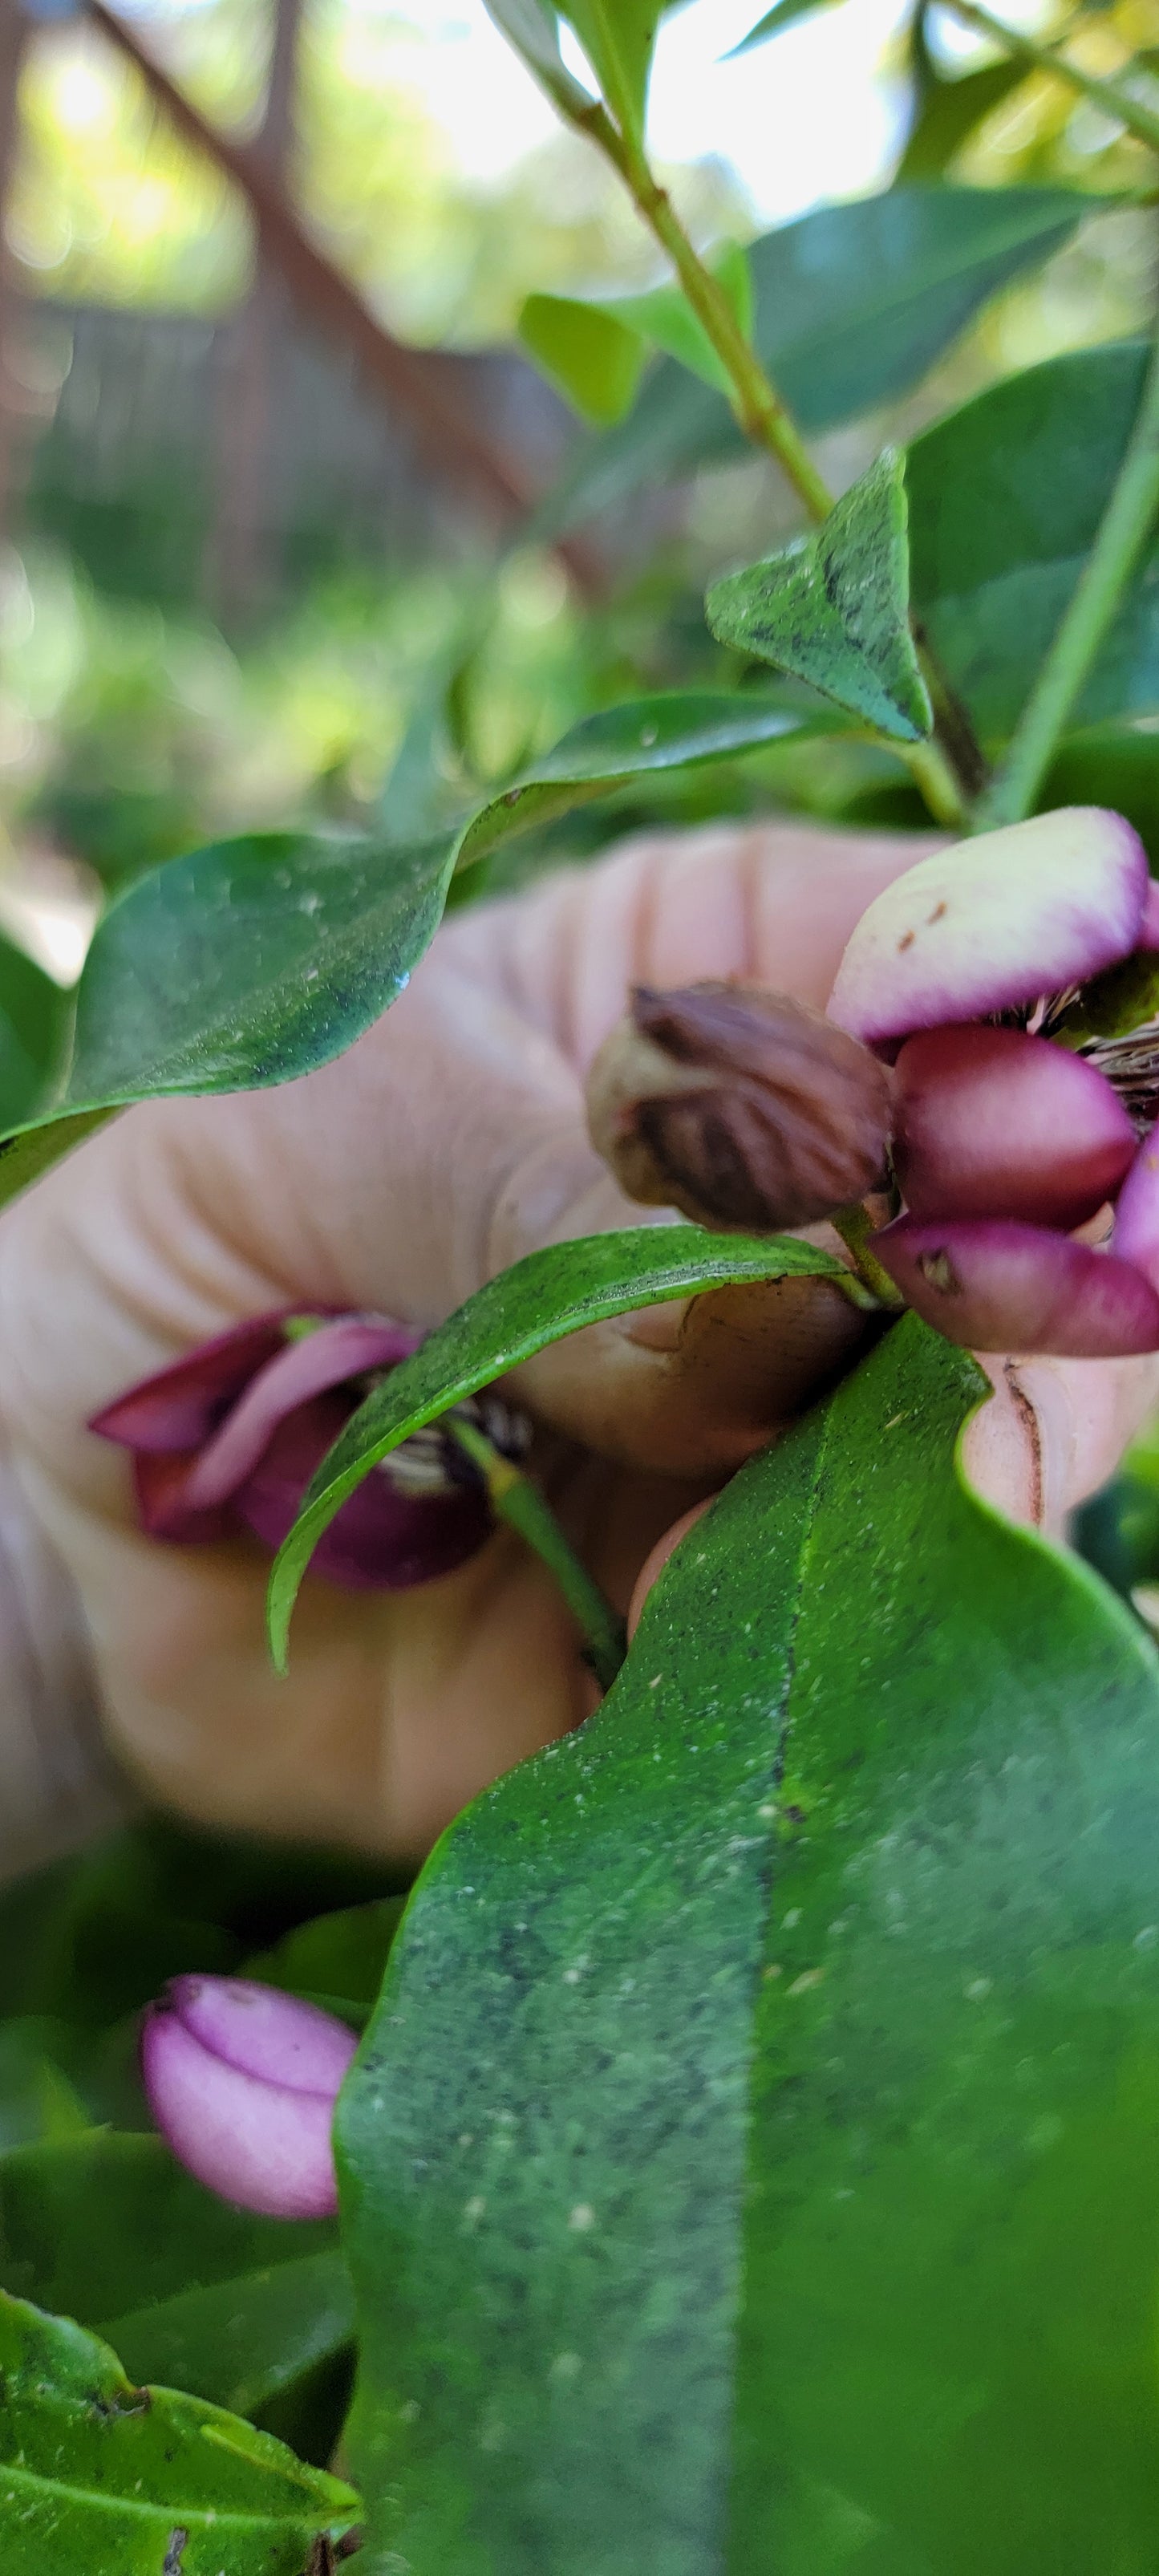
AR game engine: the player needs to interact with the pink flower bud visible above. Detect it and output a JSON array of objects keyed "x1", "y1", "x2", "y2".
[
  {"x1": 140, "y1": 1976, "x2": 358, "y2": 2218},
  {"x1": 873, "y1": 1217, "x2": 1159, "y2": 1357},
  {"x1": 893, "y1": 1024, "x2": 1136, "y2": 1229},
  {"x1": 829, "y1": 809, "x2": 1149, "y2": 1046}
]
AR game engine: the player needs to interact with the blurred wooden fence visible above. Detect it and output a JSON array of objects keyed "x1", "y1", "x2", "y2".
[{"x1": 0, "y1": 0, "x2": 612, "y2": 613}]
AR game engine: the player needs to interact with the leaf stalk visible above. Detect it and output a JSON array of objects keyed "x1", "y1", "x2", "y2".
[{"x1": 446, "y1": 1412, "x2": 628, "y2": 1690}]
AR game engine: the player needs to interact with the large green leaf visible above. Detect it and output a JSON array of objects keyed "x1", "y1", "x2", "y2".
[
  {"x1": 268, "y1": 1223, "x2": 869, "y2": 1663},
  {"x1": 338, "y1": 1312, "x2": 1159, "y2": 2571},
  {"x1": 546, "y1": 187, "x2": 1096, "y2": 530},
  {"x1": 0, "y1": 2289, "x2": 357, "y2": 2573},
  {"x1": 706, "y1": 450, "x2": 931, "y2": 740},
  {"x1": 906, "y1": 338, "x2": 1159, "y2": 740},
  {"x1": 0, "y1": 692, "x2": 820, "y2": 1212}
]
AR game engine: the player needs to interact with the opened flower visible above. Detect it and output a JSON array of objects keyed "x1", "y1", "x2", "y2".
[
  {"x1": 92, "y1": 1309, "x2": 527, "y2": 1588},
  {"x1": 142, "y1": 1975, "x2": 355, "y2": 2217}
]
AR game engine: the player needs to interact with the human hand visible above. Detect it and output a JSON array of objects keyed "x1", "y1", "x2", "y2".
[{"x1": 0, "y1": 818, "x2": 1154, "y2": 1866}]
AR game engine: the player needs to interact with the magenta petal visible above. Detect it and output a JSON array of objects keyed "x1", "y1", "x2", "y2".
[
  {"x1": 166, "y1": 1976, "x2": 359, "y2": 2094},
  {"x1": 233, "y1": 1396, "x2": 493, "y2": 1588},
  {"x1": 141, "y1": 2006, "x2": 342, "y2": 2219},
  {"x1": 91, "y1": 1313, "x2": 298, "y2": 1453},
  {"x1": 894, "y1": 1024, "x2": 1136, "y2": 1228},
  {"x1": 1112, "y1": 1118, "x2": 1159, "y2": 1288},
  {"x1": 182, "y1": 1316, "x2": 419, "y2": 1511},
  {"x1": 1139, "y1": 880, "x2": 1159, "y2": 950},
  {"x1": 829, "y1": 809, "x2": 1148, "y2": 1045},
  {"x1": 874, "y1": 1216, "x2": 1159, "y2": 1355}
]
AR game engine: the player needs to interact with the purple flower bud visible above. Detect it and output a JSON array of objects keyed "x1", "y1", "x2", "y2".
[
  {"x1": 1112, "y1": 1117, "x2": 1159, "y2": 1288},
  {"x1": 873, "y1": 1217, "x2": 1159, "y2": 1357},
  {"x1": 586, "y1": 980, "x2": 892, "y2": 1231},
  {"x1": 141, "y1": 1976, "x2": 358, "y2": 2218},
  {"x1": 894, "y1": 1024, "x2": 1136, "y2": 1229},
  {"x1": 91, "y1": 1309, "x2": 525, "y2": 1590},
  {"x1": 829, "y1": 809, "x2": 1149, "y2": 1047}
]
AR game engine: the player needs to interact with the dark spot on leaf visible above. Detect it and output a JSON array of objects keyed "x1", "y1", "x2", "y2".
[{"x1": 161, "y1": 2530, "x2": 188, "y2": 2576}]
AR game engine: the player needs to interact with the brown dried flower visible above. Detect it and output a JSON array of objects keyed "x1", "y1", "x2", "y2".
[{"x1": 586, "y1": 980, "x2": 894, "y2": 1232}]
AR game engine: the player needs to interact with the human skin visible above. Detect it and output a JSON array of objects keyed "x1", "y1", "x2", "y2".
[{"x1": 0, "y1": 819, "x2": 1154, "y2": 1865}]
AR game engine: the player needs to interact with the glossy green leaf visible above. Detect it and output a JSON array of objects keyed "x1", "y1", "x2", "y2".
[
  {"x1": 0, "y1": 2289, "x2": 357, "y2": 2573},
  {"x1": 519, "y1": 293, "x2": 647, "y2": 424},
  {"x1": 269, "y1": 1223, "x2": 866, "y2": 1662},
  {"x1": 0, "y1": 2130, "x2": 352, "y2": 2444},
  {"x1": 707, "y1": 450, "x2": 931, "y2": 739},
  {"x1": 453, "y1": 689, "x2": 828, "y2": 868},
  {"x1": 338, "y1": 1312, "x2": 1159, "y2": 2571},
  {"x1": 561, "y1": 0, "x2": 662, "y2": 137},
  {"x1": 0, "y1": 692, "x2": 822, "y2": 1211},
  {"x1": 906, "y1": 338, "x2": 1159, "y2": 740},
  {"x1": 547, "y1": 187, "x2": 1095, "y2": 530}
]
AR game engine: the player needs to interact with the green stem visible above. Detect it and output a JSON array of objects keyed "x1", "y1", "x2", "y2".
[
  {"x1": 568, "y1": 123, "x2": 969, "y2": 822},
  {"x1": 833, "y1": 1204, "x2": 906, "y2": 1310},
  {"x1": 446, "y1": 1412, "x2": 627, "y2": 1692},
  {"x1": 941, "y1": 0, "x2": 1159, "y2": 159},
  {"x1": 972, "y1": 307, "x2": 1159, "y2": 830}
]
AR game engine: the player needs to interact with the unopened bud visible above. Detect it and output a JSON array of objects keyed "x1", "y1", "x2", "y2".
[{"x1": 586, "y1": 981, "x2": 893, "y2": 1232}]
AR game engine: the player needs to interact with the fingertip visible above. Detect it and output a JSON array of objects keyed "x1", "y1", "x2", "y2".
[{"x1": 626, "y1": 1498, "x2": 712, "y2": 1640}]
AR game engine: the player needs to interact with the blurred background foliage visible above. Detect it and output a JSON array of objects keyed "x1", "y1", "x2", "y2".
[{"x1": 2, "y1": 0, "x2": 1159, "y2": 937}]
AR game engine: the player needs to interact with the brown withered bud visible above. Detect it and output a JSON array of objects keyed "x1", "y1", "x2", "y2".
[{"x1": 586, "y1": 980, "x2": 894, "y2": 1232}]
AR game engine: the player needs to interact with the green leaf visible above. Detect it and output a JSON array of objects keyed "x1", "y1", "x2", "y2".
[
  {"x1": 1041, "y1": 720, "x2": 1159, "y2": 868},
  {"x1": 561, "y1": 0, "x2": 662, "y2": 138},
  {"x1": 546, "y1": 187, "x2": 1096, "y2": 530},
  {"x1": 707, "y1": 450, "x2": 931, "y2": 740},
  {"x1": 519, "y1": 293, "x2": 647, "y2": 424},
  {"x1": 613, "y1": 241, "x2": 754, "y2": 396},
  {"x1": 267, "y1": 1224, "x2": 866, "y2": 1665},
  {"x1": 0, "y1": 2131, "x2": 352, "y2": 2448},
  {"x1": 0, "y1": 692, "x2": 823, "y2": 1211},
  {"x1": 338, "y1": 1313, "x2": 1159, "y2": 2571},
  {"x1": 0, "y1": 937, "x2": 68, "y2": 1130},
  {"x1": 0, "y1": 2289, "x2": 357, "y2": 2573},
  {"x1": 482, "y1": 0, "x2": 598, "y2": 120},
  {"x1": 730, "y1": 0, "x2": 841, "y2": 51},
  {"x1": 906, "y1": 338, "x2": 1159, "y2": 740},
  {"x1": 896, "y1": 56, "x2": 1028, "y2": 181},
  {"x1": 453, "y1": 688, "x2": 829, "y2": 869},
  {"x1": 243, "y1": 1897, "x2": 405, "y2": 2026}
]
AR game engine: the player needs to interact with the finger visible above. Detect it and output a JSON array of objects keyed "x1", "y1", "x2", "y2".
[
  {"x1": 0, "y1": 824, "x2": 928, "y2": 1495},
  {"x1": 627, "y1": 1342, "x2": 1159, "y2": 1645},
  {"x1": 962, "y1": 1349, "x2": 1159, "y2": 1535}
]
